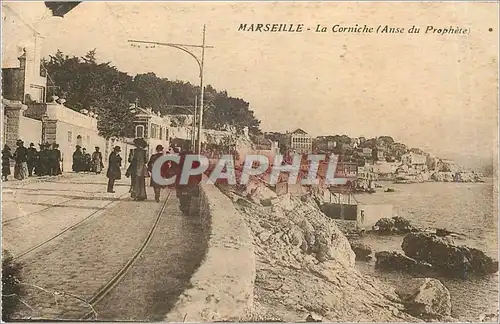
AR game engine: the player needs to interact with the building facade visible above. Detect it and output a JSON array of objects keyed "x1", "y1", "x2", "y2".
[
  {"x1": 289, "y1": 128, "x2": 312, "y2": 154},
  {"x1": 2, "y1": 4, "x2": 47, "y2": 104}
]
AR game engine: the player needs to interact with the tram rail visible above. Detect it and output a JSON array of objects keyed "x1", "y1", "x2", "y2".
[
  {"x1": 12, "y1": 191, "x2": 131, "y2": 261},
  {"x1": 80, "y1": 190, "x2": 172, "y2": 320}
]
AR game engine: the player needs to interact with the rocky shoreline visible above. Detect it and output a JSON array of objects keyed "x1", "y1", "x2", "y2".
[{"x1": 217, "y1": 183, "x2": 499, "y2": 322}]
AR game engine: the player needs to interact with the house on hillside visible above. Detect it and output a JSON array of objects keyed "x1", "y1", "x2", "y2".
[
  {"x1": 288, "y1": 128, "x2": 313, "y2": 154},
  {"x1": 401, "y1": 152, "x2": 428, "y2": 172}
]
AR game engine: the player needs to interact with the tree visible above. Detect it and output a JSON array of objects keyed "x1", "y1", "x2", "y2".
[
  {"x1": 44, "y1": 50, "x2": 135, "y2": 138},
  {"x1": 44, "y1": 49, "x2": 262, "y2": 138}
]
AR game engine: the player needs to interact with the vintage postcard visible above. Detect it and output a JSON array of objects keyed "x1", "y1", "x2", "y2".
[{"x1": 1, "y1": 1, "x2": 498, "y2": 322}]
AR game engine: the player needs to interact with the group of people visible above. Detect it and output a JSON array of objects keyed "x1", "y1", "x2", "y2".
[
  {"x1": 72, "y1": 146, "x2": 104, "y2": 174},
  {"x1": 2, "y1": 140, "x2": 62, "y2": 181},
  {"x1": 106, "y1": 138, "x2": 201, "y2": 206}
]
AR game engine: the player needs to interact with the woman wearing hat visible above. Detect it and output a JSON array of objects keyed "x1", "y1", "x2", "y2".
[
  {"x1": 147, "y1": 144, "x2": 166, "y2": 202},
  {"x1": 13, "y1": 139, "x2": 29, "y2": 180},
  {"x1": 130, "y1": 138, "x2": 148, "y2": 201},
  {"x1": 91, "y1": 146, "x2": 104, "y2": 174},
  {"x1": 106, "y1": 146, "x2": 122, "y2": 193}
]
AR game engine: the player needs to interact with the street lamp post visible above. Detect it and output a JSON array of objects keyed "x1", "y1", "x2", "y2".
[{"x1": 128, "y1": 25, "x2": 212, "y2": 154}]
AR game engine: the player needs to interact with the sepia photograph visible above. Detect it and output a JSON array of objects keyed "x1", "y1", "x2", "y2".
[{"x1": 1, "y1": 0, "x2": 498, "y2": 322}]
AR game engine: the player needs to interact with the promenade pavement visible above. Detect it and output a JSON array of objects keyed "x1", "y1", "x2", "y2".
[{"x1": 1, "y1": 172, "x2": 205, "y2": 320}]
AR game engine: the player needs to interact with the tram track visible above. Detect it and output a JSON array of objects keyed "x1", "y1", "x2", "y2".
[
  {"x1": 2, "y1": 196, "x2": 80, "y2": 225},
  {"x1": 80, "y1": 190, "x2": 172, "y2": 320},
  {"x1": 12, "y1": 191, "x2": 131, "y2": 261}
]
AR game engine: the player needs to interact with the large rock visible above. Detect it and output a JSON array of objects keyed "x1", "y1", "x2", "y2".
[
  {"x1": 349, "y1": 241, "x2": 372, "y2": 261},
  {"x1": 402, "y1": 233, "x2": 499, "y2": 278},
  {"x1": 395, "y1": 278, "x2": 451, "y2": 319},
  {"x1": 248, "y1": 184, "x2": 277, "y2": 205},
  {"x1": 375, "y1": 251, "x2": 434, "y2": 274},
  {"x1": 373, "y1": 216, "x2": 419, "y2": 235}
]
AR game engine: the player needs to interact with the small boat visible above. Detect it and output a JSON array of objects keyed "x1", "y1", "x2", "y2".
[{"x1": 385, "y1": 188, "x2": 395, "y2": 192}]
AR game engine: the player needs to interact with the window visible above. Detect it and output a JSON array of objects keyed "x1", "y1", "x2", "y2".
[
  {"x1": 151, "y1": 124, "x2": 158, "y2": 139},
  {"x1": 68, "y1": 131, "x2": 72, "y2": 143},
  {"x1": 160, "y1": 127, "x2": 163, "y2": 140},
  {"x1": 136, "y1": 125, "x2": 145, "y2": 138},
  {"x1": 76, "y1": 135, "x2": 82, "y2": 146}
]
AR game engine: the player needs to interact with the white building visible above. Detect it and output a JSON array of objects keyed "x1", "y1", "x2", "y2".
[
  {"x1": 289, "y1": 128, "x2": 312, "y2": 154},
  {"x1": 1, "y1": 4, "x2": 47, "y2": 103}
]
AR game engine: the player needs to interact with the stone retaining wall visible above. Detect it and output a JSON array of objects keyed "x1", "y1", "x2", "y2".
[{"x1": 164, "y1": 182, "x2": 256, "y2": 322}]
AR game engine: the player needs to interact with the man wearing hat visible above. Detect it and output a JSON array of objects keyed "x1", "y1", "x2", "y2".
[
  {"x1": 147, "y1": 144, "x2": 165, "y2": 202},
  {"x1": 27, "y1": 143, "x2": 37, "y2": 177},
  {"x1": 106, "y1": 146, "x2": 122, "y2": 193},
  {"x1": 129, "y1": 138, "x2": 148, "y2": 200}
]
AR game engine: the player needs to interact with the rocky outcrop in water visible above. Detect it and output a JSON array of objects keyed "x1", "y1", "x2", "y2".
[
  {"x1": 375, "y1": 251, "x2": 434, "y2": 274},
  {"x1": 395, "y1": 278, "x2": 452, "y2": 320},
  {"x1": 431, "y1": 171, "x2": 483, "y2": 183},
  {"x1": 373, "y1": 216, "x2": 419, "y2": 234},
  {"x1": 402, "y1": 233, "x2": 499, "y2": 278},
  {"x1": 349, "y1": 241, "x2": 372, "y2": 261}
]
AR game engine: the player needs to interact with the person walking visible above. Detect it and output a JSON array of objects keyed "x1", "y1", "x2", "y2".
[
  {"x1": 13, "y1": 139, "x2": 28, "y2": 180},
  {"x1": 26, "y1": 143, "x2": 37, "y2": 177},
  {"x1": 130, "y1": 138, "x2": 148, "y2": 201},
  {"x1": 2, "y1": 145, "x2": 13, "y2": 181},
  {"x1": 147, "y1": 144, "x2": 166, "y2": 202},
  {"x1": 91, "y1": 146, "x2": 104, "y2": 174},
  {"x1": 106, "y1": 146, "x2": 122, "y2": 193}
]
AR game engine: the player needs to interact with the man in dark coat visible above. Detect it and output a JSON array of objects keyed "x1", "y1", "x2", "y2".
[
  {"x1": 106, "y1": 146, "x2": 122, "y2": 193},
  {"x1": 38, "y1": 143, "x2": 50, "y2": 176},
  {"x1": 27, "y1": 143, "x2": 37, "y2": 177},
  {"x1": 147, "y1": 144, "x2": 165, "y2": 202}
]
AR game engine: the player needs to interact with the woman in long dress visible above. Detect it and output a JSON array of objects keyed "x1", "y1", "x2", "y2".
[
  {"x1": 13, "y1": 140, "x2": 29, "y2": 180},
  {"x1": 131, "y1": 138, "x2": 148, "y2": 201},
  {"x1": 91, "y1": 147, "x2": 104, "y2": 174},
  {"x1": 2, "y1": 145, "x2": 13, "y2": 181},
  {"x1": 147, "y1": 145, "x2": 165, "y2": 202},
  {"x1": 72, "y1": 145, "x2": 83, "y2": 172}
]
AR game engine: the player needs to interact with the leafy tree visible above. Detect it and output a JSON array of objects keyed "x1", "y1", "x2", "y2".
[
  {"x1": 43, "y1": 50, "x2": 262, "y2": 138},
  {"x1": 44, "y1": 49, "x2": 135, "y2": 138}
]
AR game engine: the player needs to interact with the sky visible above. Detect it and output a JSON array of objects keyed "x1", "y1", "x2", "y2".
[{"x1": 2, "y1": 1, "x2": 498, "y2": 168}]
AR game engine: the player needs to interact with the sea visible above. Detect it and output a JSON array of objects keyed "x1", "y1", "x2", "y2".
[{"x1": 354, "y1": 178, "x2": 499, "y2": 321}]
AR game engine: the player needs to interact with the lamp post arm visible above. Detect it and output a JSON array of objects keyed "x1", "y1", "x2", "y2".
[{"x1": 128, "y1": 40, "x2": 202, "y2": 76}]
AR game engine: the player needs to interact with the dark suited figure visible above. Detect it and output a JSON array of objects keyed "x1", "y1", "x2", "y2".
[
  {"x1": 106, "y1": 146, "x2": 122, "y2": 193},
  {"x1": 26, "y1": 143, "x2": 37, "y2": 177},
  {"x1": 38, "y1": 143, "x2": 50, "y2": 176},
  {"x1": 51, "y1": 143, "x2": 62, "y2": 175},
  {"x1": 126, "y1": 148, "x2": 136, "y2": 194}
]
